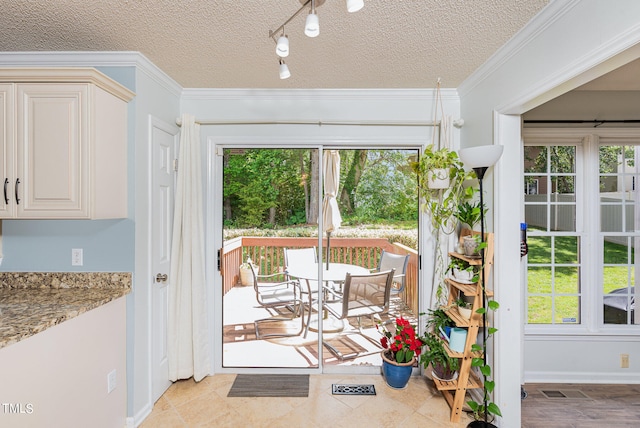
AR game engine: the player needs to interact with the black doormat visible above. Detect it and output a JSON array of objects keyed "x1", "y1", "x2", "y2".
[
  {"x1": 227, "y1": 374, "x2": 309, "y2": 397},
  {"x1": 332, "y1": 384, "x2": 376, "y2": 395}
]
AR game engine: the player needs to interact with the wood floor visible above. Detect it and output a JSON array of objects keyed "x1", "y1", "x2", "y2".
[{"x1": 521, "y1": 383, "x2": 640, "y2": 427}]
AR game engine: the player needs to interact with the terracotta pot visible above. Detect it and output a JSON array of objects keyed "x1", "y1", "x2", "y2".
[{"x1": 381, "y1": 351, "x2": 415, "y2": 389}]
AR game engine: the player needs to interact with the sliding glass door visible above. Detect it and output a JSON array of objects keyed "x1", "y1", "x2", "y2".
[{"x1": 218, "y1": 146, "x2": 420, "y2": 372}]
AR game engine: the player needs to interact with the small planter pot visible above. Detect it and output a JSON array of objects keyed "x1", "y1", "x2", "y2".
[
  {"x1": 458, "y1": 305, "x2": 472, "y2": 320},
  {"x1": 239, "y1": 265, "x2": 258, "y2": 286},
  {"x1": 431, "y1": 362, "x2": 458, "y2": 382},
  {"x1": 381, "y1": 351, "x2": 415, "y2": 389},
  {"x1": 467, "y1": 418, "x2": 497, "y2": 428},
  {"x1": 463, "y1": 235, "x2": 480, "y2": 257},
  {"x1": 427, "y1": 168, "x2": 450, "y2": 189},
  {"x1": 453, "y1": 267, "x2": 474, "y2": 282}
]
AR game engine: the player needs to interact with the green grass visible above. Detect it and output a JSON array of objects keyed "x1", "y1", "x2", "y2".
[{"x1": 527, "y1": 236, "x2": 633, "y2": 324}]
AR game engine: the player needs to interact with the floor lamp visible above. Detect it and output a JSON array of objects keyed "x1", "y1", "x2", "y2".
[{"x1": 458, "y1": 144, "x2": 504, "y2": 428}]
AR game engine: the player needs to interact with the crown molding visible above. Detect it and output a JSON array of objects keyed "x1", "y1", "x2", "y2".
[
  {"x1": 457, "y1": 0, "x2": 580, "y2": 97},
  {"x1": 181, "y1": 87, "x2": 459, "y2": 102},
  {"x1": 0, "y1": 51, "x2": 182, "y2": 97}
]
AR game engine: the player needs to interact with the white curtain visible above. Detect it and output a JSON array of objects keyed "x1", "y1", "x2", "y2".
[{"x1": 168, "y1": 113, "x2": 210, "y2": 382}]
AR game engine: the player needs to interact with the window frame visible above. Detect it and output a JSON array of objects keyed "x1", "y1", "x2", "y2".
[{"x1": 523, "y1": 128, "x2": 640, "y2": 336}]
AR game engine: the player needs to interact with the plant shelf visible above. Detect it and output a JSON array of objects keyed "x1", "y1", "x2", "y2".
[{"x1": 432, "y1": 229, "x2": 494, "y2": 423}]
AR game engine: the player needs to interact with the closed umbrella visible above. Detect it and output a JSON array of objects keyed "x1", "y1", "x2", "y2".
[{"x1": 323, "y1": 150, "x2": 342, "y2": 269}]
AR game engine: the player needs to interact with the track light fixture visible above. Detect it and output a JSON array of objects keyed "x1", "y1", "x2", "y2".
[
  {"x1": 305, "y1": 0, "x2": 320, "y2": 37},
  {"x1": 276, "y1": 32, "x2": 289, "y2": 57},
  {"x1": 346, "y1": 0, "x2": 364, "y2": 13},
  {"x1": 279, "y1": 59, "x2": 291, "y2": 79},
  {"x1": 269, "y1": 0, "x2": 364, "y2": 79}
]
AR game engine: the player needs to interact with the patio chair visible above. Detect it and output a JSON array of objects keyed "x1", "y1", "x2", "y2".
[
  {"x1": 250, "y1": 263, "x2": 307, "y2": 339},
  {"x1": 283, "y1": 247, "x2": 319, "y2": 336},
  {"x1": 374, "y1": 251, "x2": 409, "y2": 295},
  {"x1": 321, "y1": 269, "x2": 395, "y2": 360},
  {"x1": 284, "y1": 247, "x2": 320, "y2": 293}
]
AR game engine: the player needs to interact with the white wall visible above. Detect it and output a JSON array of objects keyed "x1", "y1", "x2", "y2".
[
  {"x1": 131, "y1": 62, "x2": 181, "y2": 425},
  {"x1": 459, "y1": 0, "x2": 640, "y2": 426},
  {"x1": 0, "y1": 297, "x2": 127, "y2": 428}
]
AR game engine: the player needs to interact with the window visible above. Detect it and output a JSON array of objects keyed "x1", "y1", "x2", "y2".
[
  {"x1": 524, "y1": 143, "x2": 580, "y2": 325},
  {"x1": 524, "y1": 130, "x2": 640, "y2": 330}
]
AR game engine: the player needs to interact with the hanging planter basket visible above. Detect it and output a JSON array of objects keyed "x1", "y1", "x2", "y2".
[{"x1": 427, "y1": 168, "x2": 450, "y2": 189}]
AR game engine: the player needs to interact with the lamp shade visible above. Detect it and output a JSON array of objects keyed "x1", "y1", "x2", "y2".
[
  {"x1": 346, "y1": 0, "x2": 364, "y2": 13},
  {"x1": 305, "y1": 12, "x2": 319, "y2": 37},
  {"x1": 276, "y1": 35, "x2": 289, "y2": 57},
  {"x1": 279, "y1": 60, "x2": 290, "y2": 79},
  {"x1": 458, "y1": 145, "x2": 504, "y2": 169}
]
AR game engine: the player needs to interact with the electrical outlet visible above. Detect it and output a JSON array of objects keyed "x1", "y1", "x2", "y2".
[
  {"x1": 107, "y1": 369, "x2": 117, "y2": 393},
  {"x1": 71, "y1": 248, "x2": 83, "y2": 266},
  {"x1": 621, "y1": 354, "x2": 629, "y2": 368}
]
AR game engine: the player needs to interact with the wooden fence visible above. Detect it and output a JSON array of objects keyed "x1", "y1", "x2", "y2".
[{"x1": 222, "y1": 236, "x2": 419, "y2": 315}]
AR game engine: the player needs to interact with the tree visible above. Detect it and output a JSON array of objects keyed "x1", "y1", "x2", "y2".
[{"x1": 340, "y1": 149, "x2": 367, "y2": 215}]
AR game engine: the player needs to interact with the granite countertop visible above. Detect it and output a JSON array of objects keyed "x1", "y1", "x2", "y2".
[{"x1": 0, "y1": 272, "x2": 131, "y2": 350}]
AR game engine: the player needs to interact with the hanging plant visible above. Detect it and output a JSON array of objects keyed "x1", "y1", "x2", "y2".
[{"x1": 411, "y1": 144, "x2": 473, "y2": 234}]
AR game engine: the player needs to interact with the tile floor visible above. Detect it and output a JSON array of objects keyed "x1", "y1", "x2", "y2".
[
  {"x1": 521, "y1": 383, "x2": 640, "y2": 428},
  {"x1": 141, "y1": 373, "x2": 472, "y2": 428}
]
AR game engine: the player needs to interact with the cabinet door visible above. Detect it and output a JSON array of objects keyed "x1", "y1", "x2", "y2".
[
  {"x1": 16, "y1": 84, "x2": 89, "y2": 218},
  {"x1": 0, "y1": 84, "x2": 15, "y2": 218}
]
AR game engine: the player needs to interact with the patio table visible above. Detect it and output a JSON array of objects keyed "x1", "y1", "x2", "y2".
[{"x1": 286, "y1": 263, "x2": 369, "y2": 332}]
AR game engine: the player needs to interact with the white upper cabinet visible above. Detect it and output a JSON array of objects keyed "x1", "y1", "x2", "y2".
[{"x1": 0, "y1": 68, "x2": 134, "y2": 219}]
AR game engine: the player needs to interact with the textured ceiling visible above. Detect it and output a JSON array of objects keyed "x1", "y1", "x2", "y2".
[{"x1": 0, "y1": 0, "x2": 550, "y2": 89}]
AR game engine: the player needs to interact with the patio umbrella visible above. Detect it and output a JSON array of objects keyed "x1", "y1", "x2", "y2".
[{"x1": 323, "y1": 150, "x2": 342, "y2": 269}]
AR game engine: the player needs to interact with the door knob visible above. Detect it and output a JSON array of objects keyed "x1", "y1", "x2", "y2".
[{"x1": 155, "y1": 273, "x2": 168, "y2": 283}]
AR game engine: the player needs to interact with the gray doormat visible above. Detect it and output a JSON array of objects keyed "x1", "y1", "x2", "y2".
[
  {"x1": 332, "y1": 384, "x2": 376, "y2": 395},
  {"x1": 227, "y1": 374, "x2": 309, "y2": 397}
]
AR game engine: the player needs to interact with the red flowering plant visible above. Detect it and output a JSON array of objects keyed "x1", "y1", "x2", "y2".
[{"x1": 377, "y1": 317, "x2": 425, "y2": 363}]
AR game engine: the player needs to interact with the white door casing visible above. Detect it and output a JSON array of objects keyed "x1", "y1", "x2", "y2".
[{"x1": 150, "y1": 116, "x2": 178, "y2": 402}]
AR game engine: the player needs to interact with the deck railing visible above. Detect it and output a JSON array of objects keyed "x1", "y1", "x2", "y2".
[{"x1": 222, "y1": 236, "x2": 419, "y2": 315}]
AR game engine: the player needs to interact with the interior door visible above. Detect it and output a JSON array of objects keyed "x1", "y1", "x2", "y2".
[{"x1": 150, "y1": 117, "x2": 178, "y2": 401}]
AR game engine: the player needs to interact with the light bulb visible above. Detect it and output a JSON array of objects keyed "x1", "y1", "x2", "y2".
[
  {"x1": 305, "y1": 12, "x2": 319, "y2": 37},
  {"x1": 346, "y1": 0, "x2": 364, "y2": 13},
  {"x1": 279, "y1": 59, "x2": 291, "y2": 79},
  {"x1": 276, "y1": 35, "x2": 289, "y2": 57}
]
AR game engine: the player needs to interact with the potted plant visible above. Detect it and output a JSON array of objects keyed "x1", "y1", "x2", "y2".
[
  {"x1": 454, "y1": 297, "x2": 473, "y2": 320},
  {"x1": 420, "y1": 331, "x2": 460, "y2": 381},
  {"x1": 424, "y1": 307, "x2": 456, "y2": 336},
  {"x1": 448, "y1": 258, "x2": 477, "y2": 283},
  {"x1": 454, "y1": 199, "x2": 484, "y2": 231},
  {"x1": 411, "y1": 145, "x2": 473, "y2": 233},
  {"x1": 378, "y1": 317, "x2": 424, "y2": 389},
  {"x1": 239, "y1": 257, "x2": 258, "y2": 286},
  {"x1": 462, "y1": 233, "x2": 482, "y2": 258}
]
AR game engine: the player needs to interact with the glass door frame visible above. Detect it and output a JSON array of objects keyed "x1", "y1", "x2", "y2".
[{"x1": 207, "y1": 138, "x2": 426, "y2": 375}]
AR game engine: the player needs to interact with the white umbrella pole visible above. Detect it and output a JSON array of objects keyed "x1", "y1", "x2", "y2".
[{"x1": 326, "y1": 231, "x2": 331, "y2": 270}]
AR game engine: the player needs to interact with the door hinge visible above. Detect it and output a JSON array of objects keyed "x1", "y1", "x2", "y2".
[
  {"x1": 217, "y1": 248, "x2": 222, "y2": 271},
  {"x1": 173, "y1": 159, "x2": 178, "y2": 171}
]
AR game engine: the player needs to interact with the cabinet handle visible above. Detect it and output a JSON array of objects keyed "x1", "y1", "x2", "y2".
[
  {"x1": 3, "y1": 178, "x2": 8, "y2": 205},
  {"x1": 15, "y1": 178, "x2": 20, "y2": 205}
]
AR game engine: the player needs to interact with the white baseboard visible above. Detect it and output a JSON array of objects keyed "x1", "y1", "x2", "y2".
[
  {"x1": 524, "y1": 370, "x2": 640, "y2": 384},
  {"x1": 132, "y1": 403, "x2": 153, "y2": 427}
]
